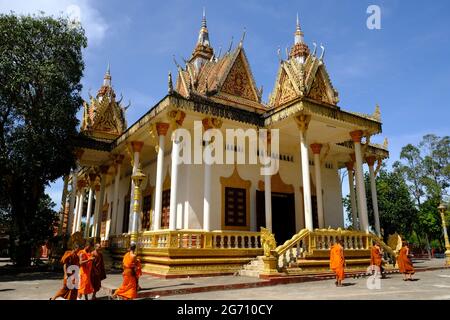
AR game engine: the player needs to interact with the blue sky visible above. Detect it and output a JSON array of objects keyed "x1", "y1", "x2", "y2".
[{"x1": 1, "y1": 0, "x2": 449, "y2": 209}]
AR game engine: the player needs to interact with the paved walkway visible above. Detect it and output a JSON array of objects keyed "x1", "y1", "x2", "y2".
[
  {"x1": 162, "y1": 268, "x2": 450, "y2": 300},
  {"x1": 0, "y1": 258, "x2": 447, "y2": 300}
]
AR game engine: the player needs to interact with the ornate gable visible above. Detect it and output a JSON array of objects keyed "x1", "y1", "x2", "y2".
[
  {"x1": 81, "y1": 69, "x2": 127, "y2": 140},
  {"x1": 305, "y1": 66, "x2": 338, "y2": 105},
  {"x1": 219, "y1": 49, "x2": 260, "y2": 103},
  {"x1": 277, "y1": 69, "x2": 298, "y2": 106}
]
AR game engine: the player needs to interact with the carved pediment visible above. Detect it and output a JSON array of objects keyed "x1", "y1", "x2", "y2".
[
  {"x1": 219, "y1": 50, "x2": 259, "y2": 102},
  {"x1": 305, "y1": 66, "x2": 338, "y2": 105}
]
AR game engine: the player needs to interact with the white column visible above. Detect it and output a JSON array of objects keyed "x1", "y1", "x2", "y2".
[
  {"x1": 351, "y1": 130, "x2": 369, "y2": 233},
  {"x1": 264, "y1": 173, "x2": 272, "y2": 232},
  {"x1": 75, "y1": 186, "x2": 85, "y2": 232},
  {"x1": 92, "y1": 185, "x2": 100, "y2": 237},
  {"x1": 154, "y1": 123, "x2": 169, "y2": 230},
  {"x1": 367, "y1": 156, "x2": 381, "y2": 237},
  {"x1": 84, "y1": 186, "x2": 94, "y2": 238},
  {"x1": 94, "y1": 166, "x2": 107, "y2": 237},
  {"x1": 110, "y1": 157, "x2": 123, "y2": 237},
  {"x1": 71, "y1": 190, "x2": 79, "y2": 235},
  {"x1": 128, "y1": 142, "x2": 143, "y2": 234},
  {"x1": 311, "y1": 144, "x2": 324, "y2": 228},
  {"x1": 346, "y1": 161, "x2": 359, "y2": 230},
  {"x1": 68, "y1": 169, "x2": 78, "y2": 235},
  {"x1": 202, "y1": 118, "x2": 221, "y2": 231},
  {"x1": 169, "y1": 135, "x2": 181, "y2": 231},
  {"x1": 297, "y1": 115, "x2": 313, "y2": 230}
]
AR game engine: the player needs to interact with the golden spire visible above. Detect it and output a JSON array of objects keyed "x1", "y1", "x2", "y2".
[
  {"x1": 190, "y1": 8, "x2": 214, "y2": 67},
  {"x1": 289, "y1": 13, "x2": 310, "y2": 63}
]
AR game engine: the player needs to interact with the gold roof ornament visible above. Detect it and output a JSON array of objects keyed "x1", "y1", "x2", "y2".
[
  {"x1": 289, "y1": 13, "x2": 310, "y2": 62},
  {"x1": 190, "y1": 8, "x2": 214, "y2": 68},
  {"x1": 373, "y1": 104, "x2": 381, "y2": 122},
  {"x1": 80, "y1": 64, "x2": 127, "y2": 140}
]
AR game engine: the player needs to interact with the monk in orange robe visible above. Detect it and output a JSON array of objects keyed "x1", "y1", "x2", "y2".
[
  {"x1": 112, "y1": 244, "x2": 142, "y2": 300},
  {"x1": 370, "y1": 241, "x2": 385, "y2": 278},
  {"x1": 91, "y1": 243, "x2": 107, "y2": 300},
  {"x1": 398, "y1": 242, "x2": 415, "y2": 281},
  {"x1": 78, "y1": 242, "x2": 95, "y2": 300},
  {"x1": 51, "y1": 244, "x2": 80, "y2": 300},
  {"x1": 330, "y1": 238, "x2": 345, "y2": 287}
]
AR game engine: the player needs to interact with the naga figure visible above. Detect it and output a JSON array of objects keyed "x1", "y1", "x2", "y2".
[{"x1": 260, "y1": 227, "x2": 276, "y2": 257}]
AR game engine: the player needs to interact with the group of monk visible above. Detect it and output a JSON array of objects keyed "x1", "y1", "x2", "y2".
[
  {"x1": 51, "y1": 241, "x2": 106, "y2": 300},
  {"x1": 329, "y1": 238, "x2": 416, "y2": 286}
]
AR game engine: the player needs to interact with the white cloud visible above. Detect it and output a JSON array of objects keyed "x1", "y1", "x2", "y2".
[{"x1": 0, "y1": 0, "x2": 108, "y2": 46}]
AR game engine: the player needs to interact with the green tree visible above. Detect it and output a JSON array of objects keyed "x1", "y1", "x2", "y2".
[
  {"x1": 344, "y1": 168, "x2": 417, "y2": 241},
  {"x1": 0, "y1": 14, "x2": 87, "y2": 266}
]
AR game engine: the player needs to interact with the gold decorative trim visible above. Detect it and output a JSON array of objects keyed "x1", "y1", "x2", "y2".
[
  {"x1": 258, "y1": 172, "x2": 294, "y2": 194},
  {"x1": 220, "y1": 166, "x2": 251, "y2": 231}
]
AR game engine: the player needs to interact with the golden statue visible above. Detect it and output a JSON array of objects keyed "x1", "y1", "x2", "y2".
[{"x1": 260, "y1": 227, "x2": 276, "y2": 257}]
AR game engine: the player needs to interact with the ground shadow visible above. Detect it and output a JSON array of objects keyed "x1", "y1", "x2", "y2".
[
  {"x1": 0, "y1": 271, "x2": 62, "y2": 282},
  {"x1": 341, "y1": 283, "x2": 356, "y2": 287},
  {"x1": 0, "y1": 288, "x2": 15, "y2": 292},
  {"x1": 139, "y1": 283, "x2": 195, "y2": 291}
]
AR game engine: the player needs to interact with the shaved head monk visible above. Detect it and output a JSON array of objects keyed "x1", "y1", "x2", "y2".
[
  {"x1": 78, "y1": 241, "x2": 94, "y2": 300},
  {"x1": 91, "y1": 243, "x2": 106, "y2": 300},
  {"x1": 330, "y1": 238, "x2": 345, "y2": 287},
  {"x1": 398, "y1": 241, "x2": 415, "y2": 281},
  {"x1": 112, "y1": 243, "x2": 142, "y2": 300},
  {"x1": 51, "y1": 244, "x2": 80, "y2": 300},
  {"x1": 370, "y1": 240, "x2": 385, "y2": 278}
]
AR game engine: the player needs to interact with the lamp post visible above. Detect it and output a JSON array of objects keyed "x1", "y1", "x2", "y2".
[
  {"x1": 438, "y1": 203, "x2": 450, "y2": 265},
  {"x1": 130, "y1": 167, "x2": 146, "y2": 244}
]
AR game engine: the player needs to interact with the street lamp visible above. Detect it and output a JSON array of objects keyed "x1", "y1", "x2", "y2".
[
  {"x1": 438, "y1": 203, "x2": 450, "y2": 266},
  {"x1": 130, "y1": 167, "x2": 146, "y2": 244}
]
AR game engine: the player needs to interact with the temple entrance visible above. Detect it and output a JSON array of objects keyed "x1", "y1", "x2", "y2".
[{"x1": 256, "y1": 191, "x2": 296, "y2": 245}]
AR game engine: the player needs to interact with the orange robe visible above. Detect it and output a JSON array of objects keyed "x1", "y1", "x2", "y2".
[
  {"x1": 53, "y1": 250, "x2": 79, "y2": 300},
  {"x1": 91, "y1": 251, "x2": 106, "y2": 293},
  {"x1": 370, "y1": 246, "x2": 383, "y2": 268},
  {"x1": 114, "y1": 252, "x2": 141, "y2": 300},
  {"x1": 330, "y1": 244, "x2": 345, "y2": 281},
  {"x1": 78, "y1": 249, "x2": 94, "y2": 295},
  {"x1": 397, "y1": 247, "x2": 415, "y2": 274}
]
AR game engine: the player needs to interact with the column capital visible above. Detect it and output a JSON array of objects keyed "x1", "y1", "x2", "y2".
[
  {"x1": 310, "y1": 143, "x2": 323, "y2": 155},
  {"x1": 366, "y1": 155, "x2": 376, "y2": 167},
  {"x1": 295, "y1": 114, "x2": 311, "y2": 134},
  {"x1": 99, "y1": 165, "x2": 110, "y2": 175},
  {"x1": 130, "y1": 141, "x2": 144, "y2": 153},
  {"x1": 345, "y1": 161, "x2": 354, "y2": 171},
  {"x1": 88, "y1": 172, "x2": 97, "y2": 186},
  {"x1": 168, "y1": 110, "x2": 186, "y2": 127},
  {"x1": 77, "y1": 179, "x2": 86, "y2": 191},
  {"x1": 156, "y1": 122, "x2": 170, "y2": 136},
  {"x1": 202, "y1": 117, "x2": 223, "y2": 130},
  {"x1": 350, "y1": 130, "x2": 364, "y2": 143},
  {"x1": 74, "y1": 148, "x2": 84, "y2": 160},
  {"x1": 114, "y1": 154, "x2": 125, "y2": 164}
]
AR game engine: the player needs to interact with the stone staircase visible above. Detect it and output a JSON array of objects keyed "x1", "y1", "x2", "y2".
[
  {"x1": 237, "y1": 228, "x2": 398, "y2": 278},
  {"x1": 238, "y1": 256, "x2": 265, "y2": 277}
]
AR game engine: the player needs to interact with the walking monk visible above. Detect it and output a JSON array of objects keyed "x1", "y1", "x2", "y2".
[
  {"x1": 370, "y1": 241, "x2": 385, "y2": 278},
  {"x1": 78, "y1": 241, "x2": 94, "y2": 300},
  {"x1": 397, "y1": 241, "x2": 415, "y2": 281},
  {"x1": 51, "y1": 244, "x2": 80, "y2": 300},
  {"x1": 91, "y1": 243, "x2": 107, "y2": 300},
  {"x1": 112, "y1": 243, "x2": 142, "y2": 300},
  {"x1": 330, "y1": 238, "x2": 345, "y2": 287}
]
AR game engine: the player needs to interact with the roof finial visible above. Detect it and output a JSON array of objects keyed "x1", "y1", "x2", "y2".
[
  {"x1": 296, "y1": 12, "x2": 300, "y2": 32},
  {"x1": 294, "y1": 13, "x2": 304, "y2": 44},
  {"x1": 202, "y1": 7, "x2": 207, "y2": 28},
  {"x1": 238, "y1": 27, "x2": 246, "y2": 48},
  {"x1": 103, "y1": 62, "x2": 111, "y2": 86},
  {"x1": 168, "y1": 71, "x2": 173, "y2": 94}
]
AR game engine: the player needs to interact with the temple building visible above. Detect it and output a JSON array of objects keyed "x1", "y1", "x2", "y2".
[{"x1": 59, "y1": 12, "x2": 392, "y2": 277}]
